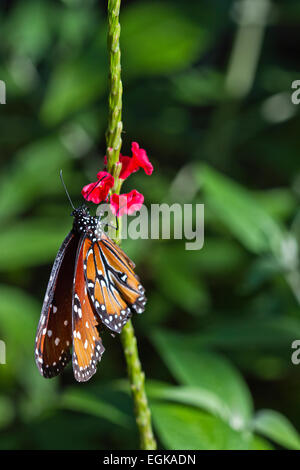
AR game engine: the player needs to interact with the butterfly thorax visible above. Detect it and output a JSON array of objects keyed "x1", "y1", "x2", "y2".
[{"x1": 72, "y1": 206, "x2": 102, "y2": 242}]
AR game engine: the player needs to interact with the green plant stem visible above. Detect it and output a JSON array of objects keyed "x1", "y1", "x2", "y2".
[
  {"x1": 120, "y1": 321, "x2": 157, "y2": 450},
  {"x1": 106, "y1": 0, "x2": 123, "y2": 176},
  {"x1": 105, "y1": 0, "x2": 157, "y2": 450}
]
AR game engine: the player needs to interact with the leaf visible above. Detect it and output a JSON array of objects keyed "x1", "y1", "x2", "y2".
[
  {"x1": 122, "y1": 2, "x2": 209, "y2": 77},
  {"x1": 0, "y1": 284, "x2": 38, "y2": 359},
  {"x1": 183, "y1": 238, "x2": 246, "y2": 275},
  {"x1": 172, "y1": 69, "x2": 224, "y2": 106},
  {"x1": 147, "y1": 381, "x2": 234, "y2": 423},
  {"x1": 40, "y1": 56, "x2": 107, "y2": 125},
  {"x1": 152, "y1": 403, "x2": 251, "y2": 450},
  {"x1": 154, "y1": 264, "x2": 209, "y2": 315},
  {"x1": 198, "y1": 164, "x2": 284, "y2": 254},
  {"x1": 0, "y1": 290, "x2": 52, "y2": 396},
  {"x1": 61, "y1": 388, "x2": 131, "y2": 428},
  {"x1": 3, "y1": 0, "x2": 53, "y2": 61},
  {"x1": 249, "y1": 434, "x2": 274, "y2": 450},
  {"x1": 254, "y1": 188, "x2": 297, "y2": 222},
  {"x1": 151, "y1": 245, "x2": 210, "y2": 315},
  {"x1": 253, "y1": 409, "x2": 300, "y2": 450},
  {"x1": 40, "y1": 11, "x2": 107, "y2": 125},
  {"x1": 0, "y1": 396, "x2": 14, "y2": 430},
  {"x1": 194, "y1": 316, "x2": 300, "y2": 351},
  {"x1": 152, "y1": 330, "x2": 253, "y2": 430},
  {"x1": 0, "y1": 285, "x2": 58, "y2": 416},
  {"x1": 0, "y1": 218, "x2": 70, "y2": 271},
  {"x1": 19, "y1": 363, "x2": 58, "y2": 422},
  {"x1": 57, "y1": 5, "x2": 97, "y2": 47},
  {"x1": 0, "y1": 136, "x2": 71, "y2": 223}
]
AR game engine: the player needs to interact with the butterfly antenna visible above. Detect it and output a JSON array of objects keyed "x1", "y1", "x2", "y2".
[
  {"x1": 60, "y1": 170, "x2": 76, "y2": 210},
  {"x1": 85, "y1": 175, "x2": 107, "y2": 200}
]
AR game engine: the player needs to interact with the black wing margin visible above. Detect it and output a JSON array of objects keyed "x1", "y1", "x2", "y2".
[{"x1": 35, "y1": 231, "x2": 79, "y2": 378}]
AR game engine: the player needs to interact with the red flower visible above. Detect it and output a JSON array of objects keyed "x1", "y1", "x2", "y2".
[
  {"x1": 110, "y1": 190, "x2": 144, "y2": 216},
  {"x1": 104, "y1": 142, "x2": 153, "y2": 180},
  {"x1": 131, "y1": 142, "x2": 153, "y2": 176},
  {"x1": 118, "y1": 155, "x2": 134, "y2": 180},
  {"x1": 82, "y1": 171, "x2": 114, "y2": 204}
]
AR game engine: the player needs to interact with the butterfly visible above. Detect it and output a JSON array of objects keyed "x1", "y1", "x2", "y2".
[{"x1": 35, "y1": 175, "x2": 146, "y2": 382}]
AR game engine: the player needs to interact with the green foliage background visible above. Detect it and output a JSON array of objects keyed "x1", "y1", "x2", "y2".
[{"x1": 0, "y1": 0, "x2": 300, "y2": 450}]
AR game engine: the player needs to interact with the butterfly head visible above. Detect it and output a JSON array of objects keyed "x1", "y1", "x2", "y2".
[{"x1": 71, "y1": 204, "x2": 89, "y2": 218}]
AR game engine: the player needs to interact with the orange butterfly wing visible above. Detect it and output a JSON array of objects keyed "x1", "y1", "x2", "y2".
[
  {"x1": 83, "y1": 232, "x2": 146, "y2": 334},
  {"x1": 72, "y1": 236, "x2": 105, "y2": 382}
]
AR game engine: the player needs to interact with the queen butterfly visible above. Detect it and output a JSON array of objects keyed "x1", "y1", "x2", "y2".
[{"x1": 35, "y1": 175, "x2": 146, "y2": 382}]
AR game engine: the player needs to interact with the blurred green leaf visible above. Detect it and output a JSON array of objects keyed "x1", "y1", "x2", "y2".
[
  {"x1": 57, "y1": 5, "x2": 97, "y2": 46},
  {"x1": 195, "y1": 316, "x2": 300, "y2": 351},
  {"x1": 253, "y1": 409, "x2": 300, "y2": 450},
  {"x1": 152, "y1": 403, "x2": 251, "y2": 450},
  {"x1": 154, "y1": 263, "x2": 209, "y2": 315},
  {"x1": 61, "y1": 388, "x2": 131, "y2": 428},
  {"x1": 41, "y1": 54, "x2": 107, "y2": 125},
  {"x1": 254, "y1": 189, "x2": 297, "y2": 223},
  {"x1": 152, "y1": 239, "x2": 245, "y2": 278},
  {"x1": 0, "y1": 219, "x2": 70, "y2": 270},
  {"x1": 3, "y1": 0, "x2": 53, "y2": 61},
  {"x1": 0, "y1": 396, "x2": 14, "y2": 430},
  {"x1": 198, "y1": 164, "x2": 284, "y2": 254},
  {"x1": 172, "y1": 69, "x2": 224, "y2": 106},
  {"x1": 242, "y1": 256, "x2": 282, "y2": 293},
  {"x1": 249, "y1": 434, "x2": 274, "y2": 450},
  {"x1": 152, "y1": 331, "x2": 253, "y2": 430},
  {"x1": 151, "y1": 245, "x2": 210, "y2": 315},
  {"x1": 0, "y1": 284, "x2": 45, "y2": 395},
  {"x1": 122, "y1": 2, "x2": 209, "y2": 77},
  {"x1": 19, "y1": 364, "x2": 58, "y2": 422},
  {"x1": 147, "y1": 381, "x2": 237, "y2": 424},
  {"x1": 0, "y1": 137, "x2": 71, "y2": 223},
  {"x1": 0, "y1": 284, "x2": 38, "y2": 358},
  {"x1": 155, "y1": 316, "x2": 300, "y2": 359},
  {"x1": 143, "y1": 292, "x2": 174, "y2": 327},
  {"x1": 0, "y1": 283, "x2": 53, "y2": 419},
  {"x1": 188, "y1": 238, "x2": 246, "y2": 275}
]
